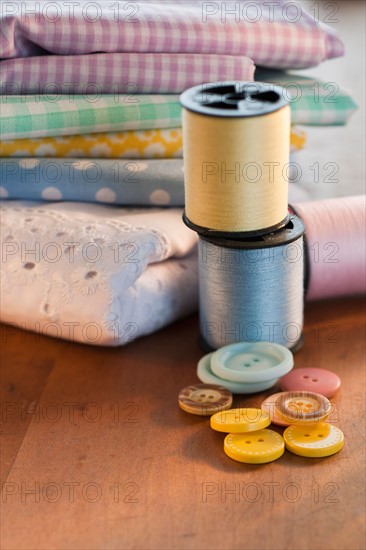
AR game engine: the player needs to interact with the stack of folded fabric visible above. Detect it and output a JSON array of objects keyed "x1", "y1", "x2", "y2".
[{"x1": 0, "y1": 0, "x2": 354, "y2": 345}]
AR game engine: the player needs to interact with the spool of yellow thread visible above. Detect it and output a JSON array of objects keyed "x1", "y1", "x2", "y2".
[{"x1": 180, "y1": 82, "x2": 291, "y2": 236}]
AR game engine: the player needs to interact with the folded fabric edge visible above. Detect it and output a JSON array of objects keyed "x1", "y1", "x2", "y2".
[{"x1": 0, "y1": 251, "x2": 199, "y2": 347}]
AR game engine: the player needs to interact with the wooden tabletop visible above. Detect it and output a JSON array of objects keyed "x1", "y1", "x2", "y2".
[
  {"x1": 1, "y1": 2, "x2": 365, "y2": 549},
  {"x1": 1, "y1": 296, "x2": 365, "y2": 550}
]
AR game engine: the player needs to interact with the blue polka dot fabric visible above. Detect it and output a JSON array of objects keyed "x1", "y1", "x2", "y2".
[{"x1": 0, "y1": 158, "x2": 185, "y2": 207}]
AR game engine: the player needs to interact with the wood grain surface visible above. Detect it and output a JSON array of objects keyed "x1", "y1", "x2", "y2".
[
  {"x1": 1, "y1": 297, "x2": 365, "y2": 550},
  {"x1": 1, "y1": 2, "x2": 365, "y2": 549}
]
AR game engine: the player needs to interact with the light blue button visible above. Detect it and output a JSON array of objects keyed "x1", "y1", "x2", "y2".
[
  {"x1": 197, "y1": 353, "x2": 280, "y2": 394},
  {"x1": 211, "y1": 342, "x2": 294, "y2": 383}
]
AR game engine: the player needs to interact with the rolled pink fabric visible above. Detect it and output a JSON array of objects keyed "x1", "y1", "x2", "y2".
[{"x1": 293, "y1": 196, "x2": 366, "y2": 300}]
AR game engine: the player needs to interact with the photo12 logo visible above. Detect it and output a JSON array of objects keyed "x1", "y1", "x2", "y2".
[
  {"x1": 2, "y1": 481, "x2": 140, "y2": 504},
  {"x1": 1, "y1": 2, "x2": 140, "y2": 23},
  {"x1": 201, "y1": 481, "x2": 340, "y2": 503},
  {"x1": 201, "y1": 2, "x2": 340, "y2": 24}
]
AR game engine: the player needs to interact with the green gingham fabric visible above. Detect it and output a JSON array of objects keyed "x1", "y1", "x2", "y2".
[
  {"x1": 256, "y1": 70, "x2": 358, "y2": 126},
  {"x1": 0, "y1": 95, "x2": 182, "y2": 140},
  {"x1": 0, "y1": 74, "x2": 357, "y2": 141}
]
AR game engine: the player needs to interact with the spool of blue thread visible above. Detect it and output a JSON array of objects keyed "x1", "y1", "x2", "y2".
[{"x1": 198, "y1": 215, "x2": 305, "y2": 351}]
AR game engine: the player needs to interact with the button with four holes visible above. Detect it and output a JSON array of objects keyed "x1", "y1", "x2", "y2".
[
  {"x1": 178, "y1": 383, "x2": 233, "y2": 416},
  {"x1": 280, "y1": 367, "x2": 341, "y2": 397},
  {"x1": 224, "y1": 429, "x2": 285, "y2": 464},
  {"x1": 275, "y1": 391, "x2": 331, "y2": 424},
  {"x1": 284, "y1": 423, "x2": 344, "y2": 458},
  {"x1": 185, "y1": 348, "x2": 344, "y2": 463},
  {"x1": 210, "y1": 408, "x2": 270, "y2": 433}
]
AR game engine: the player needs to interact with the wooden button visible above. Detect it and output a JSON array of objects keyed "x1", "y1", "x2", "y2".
[
  {"x1": 275, "y1": 391, "x2": 331, "y2": 424},
  {"x1": 178, "y1": 383, "x2": 233, "y2": 416}
]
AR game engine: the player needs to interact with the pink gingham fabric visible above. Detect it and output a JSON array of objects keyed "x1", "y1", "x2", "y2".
[
  {"x1": 0, "y1": 53, "x2": 255, "y2": 95},
  {"x1": 1, "y1": 1, "x2": 344, "y2": 69}
]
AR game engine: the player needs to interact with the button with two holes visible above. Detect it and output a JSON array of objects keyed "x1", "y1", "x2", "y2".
[
  {"x1": 210, "y1": 342, "x2": 294, "y2": 383},
  {"x1": 224, "y1": 429, "x2": 285, "y2": 464},
  {"x1": 210, "y1": 408, "x2": 270, "y2": 433},
  {"x1": 284, "y1": 423, "x2": 344, "y2": 458},
  {"x1": 197, "y1": 353, "x2": 278, "y2": 394},
  {"x1": 280, "y1": 367, "x2": 341, "y2": 397}
]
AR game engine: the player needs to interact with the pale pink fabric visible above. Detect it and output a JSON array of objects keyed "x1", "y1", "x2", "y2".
[
  {"x1": 0, "y1": 52, "x2": 255, "y2": 94},
  {"x1": 294, "y1": 196, "x2": 366, "y2": 300},
  {"x1": 1, "y1": 1, "x2": 344, "y2": 69}
]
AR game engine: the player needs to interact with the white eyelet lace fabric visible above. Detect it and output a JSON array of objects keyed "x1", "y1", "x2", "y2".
[{"x1": 0, "y1": 201, "x2": 199, "y2": 345}]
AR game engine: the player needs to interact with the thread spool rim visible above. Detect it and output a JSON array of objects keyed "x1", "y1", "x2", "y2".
[
  {"x1": 289, "y1": 204, "x2": 311, "y2": 297},
  {"x1": 195, "y1": 214, "x2": 305, "y2": 250},
  {"x1": 180, "y1": 81, "x2": 289, "y2": 118},
  {"x1": 183, "y1": 211, "x2": 292, "y2": 239}
]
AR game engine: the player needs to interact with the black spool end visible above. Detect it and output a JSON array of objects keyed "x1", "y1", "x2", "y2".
[
  {"x1": 289, "y1": 204, "x2": 311, "y2": 297},
  {"x1": 199, "y1": 333, "x2": 304, "y2": 355},
  {"x1": 180, "y1": 81, "x2": 289, "y2": 118},
  {"x1": 183, "y1": 210, "x2": 291, "y2": 240},
  {"x1": 196, "y1": 213, "x2": 305, "y2": 250}
]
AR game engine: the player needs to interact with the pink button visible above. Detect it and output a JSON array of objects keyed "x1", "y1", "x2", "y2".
[
  {"x1": 261, "y1": 393, "x2": 290, "y2": 427},
  {"x1": 279, "y1": 368, "x2": 341, "y2": 398}
]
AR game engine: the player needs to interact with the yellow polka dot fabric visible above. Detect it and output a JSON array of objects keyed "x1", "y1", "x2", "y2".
[
  {"x1": 0, "y1": 127, "x2": 305, "y2": 159},
  {"x1": 0, "y1": 129, "x2": 184, "y2": 159},
  {"x1": 290, "y1": 127, "x2": 307, "y2": 152}
]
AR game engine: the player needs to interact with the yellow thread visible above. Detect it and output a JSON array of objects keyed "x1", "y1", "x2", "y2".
[{"x1": 183, "y1": 105, "x2": 291, "y2": 232}]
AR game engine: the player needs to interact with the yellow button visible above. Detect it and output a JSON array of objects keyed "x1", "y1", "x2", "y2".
[
  {"x1": 284, "y1": 423, "x2": 344, "y2": 458},
  {"x1": 210, "y1": 408, "x2": 270, "y2": 433},
  {"x1": 178, "y1": 383, "x2": 233, "y2": 416},
  {"x1": 275, "y1": 391, "x2": 331, "y2": 424},
  {"x1": 224, "y1": 429, "x2": 285, "y2": 464}
]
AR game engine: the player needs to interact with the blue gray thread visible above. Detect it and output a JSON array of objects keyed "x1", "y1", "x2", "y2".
[{"x1": 199, "y1": 237, "x2": 304, "y2": 349}]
